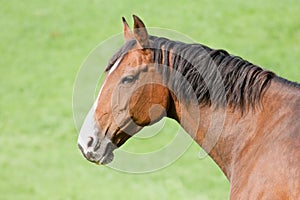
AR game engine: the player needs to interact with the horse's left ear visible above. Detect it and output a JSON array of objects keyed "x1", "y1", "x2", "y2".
[
  {"x1": 133, "y1": 15, "x2": 149, "y2": 48},
  {"x1": 122, "y1": 17, "x2": 134, "y2": 41}
]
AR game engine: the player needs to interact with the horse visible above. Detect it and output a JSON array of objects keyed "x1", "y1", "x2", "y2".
[{"x1": 78, "y1": 15, "x2": 300, "y2": 199}]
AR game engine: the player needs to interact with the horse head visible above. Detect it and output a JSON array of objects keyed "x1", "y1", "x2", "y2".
[{"x1": 78, "y1": 15, "x2": 170, "y2": 164}]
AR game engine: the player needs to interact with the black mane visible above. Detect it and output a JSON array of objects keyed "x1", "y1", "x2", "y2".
[
  {"x1": 150, "y1": 36, "x2": 276, "y2": 110},
  {"x1": 106, "y1": 36, "x2": 278, "y2": 111}
]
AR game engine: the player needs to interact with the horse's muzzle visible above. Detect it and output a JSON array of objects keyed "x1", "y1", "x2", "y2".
[{"x1": 78, "y1": 136, "x2": 117, "y2": 165}]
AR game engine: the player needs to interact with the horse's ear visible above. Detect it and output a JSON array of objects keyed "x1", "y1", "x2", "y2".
[
  {"x1": 122, "y1": 17, "x2": 134, "y2": 41},
  {"x1": 133, "y1": 15, "x2": 149, "y2": 48}
]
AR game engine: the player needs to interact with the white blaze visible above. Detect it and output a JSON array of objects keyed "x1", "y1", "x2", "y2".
[
  {"x1": 77, "y1": 104, "x2": 98, "y2": 154},
  {"x1": 78, "y1": 58, "x2": 122, "y2": 152},
  {"x1": 108, "y1": 58, "x2": 122, "y2": 75}
]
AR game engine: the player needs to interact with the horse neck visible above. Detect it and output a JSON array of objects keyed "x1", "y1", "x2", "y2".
[{"x1": 167, "y1": 77, "x2": 300, "y2": 180}]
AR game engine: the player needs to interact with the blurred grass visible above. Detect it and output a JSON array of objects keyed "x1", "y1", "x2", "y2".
[{"x1": 0, "y1": 0, "x2": 299, "y2": 199}]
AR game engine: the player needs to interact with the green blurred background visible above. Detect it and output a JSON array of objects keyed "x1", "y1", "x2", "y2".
[{"x1": 1, "y1": 0, "x2": 299, "y2": 199}]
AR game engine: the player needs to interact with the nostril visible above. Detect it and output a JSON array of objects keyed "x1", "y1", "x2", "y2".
[{"x1": 87, "y1": 136, "x2": 94, "y2": 148}]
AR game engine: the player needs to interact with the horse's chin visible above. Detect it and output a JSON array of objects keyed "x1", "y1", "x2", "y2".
[
  {"x1": 93, "y1": 137, "x2": 117, "y2": 165},
  {"x1": 97, "y1": 149, "x2": 115, "y2": 165}
]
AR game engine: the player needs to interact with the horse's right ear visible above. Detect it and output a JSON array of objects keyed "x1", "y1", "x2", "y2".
[
  {"x1": 122, "y1": 17, "x2": 134, "y2": 41},
  {"x1": 133, "y1": 15, "x2": 149, "y2": 48}
]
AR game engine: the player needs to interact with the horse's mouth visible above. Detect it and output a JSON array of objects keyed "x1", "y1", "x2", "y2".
[
  {"x1": 98, "y1": 150, "x2": 114, "y2": 165},
  {"x1": 96, "y1": 140, "x2": 116, "y2": 165},
  {"x1": 78, "y1": 136, "x2": 117, "y2": 165}
]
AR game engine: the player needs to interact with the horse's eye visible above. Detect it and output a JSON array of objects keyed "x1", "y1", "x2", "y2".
[{"x1": 121, "y1": 75, "x2": 136, "y2": 84}]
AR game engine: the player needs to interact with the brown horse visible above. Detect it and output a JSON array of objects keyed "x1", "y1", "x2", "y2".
[{"x1": 78, "y1": 15, "x2": 300, "y2": 199}]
